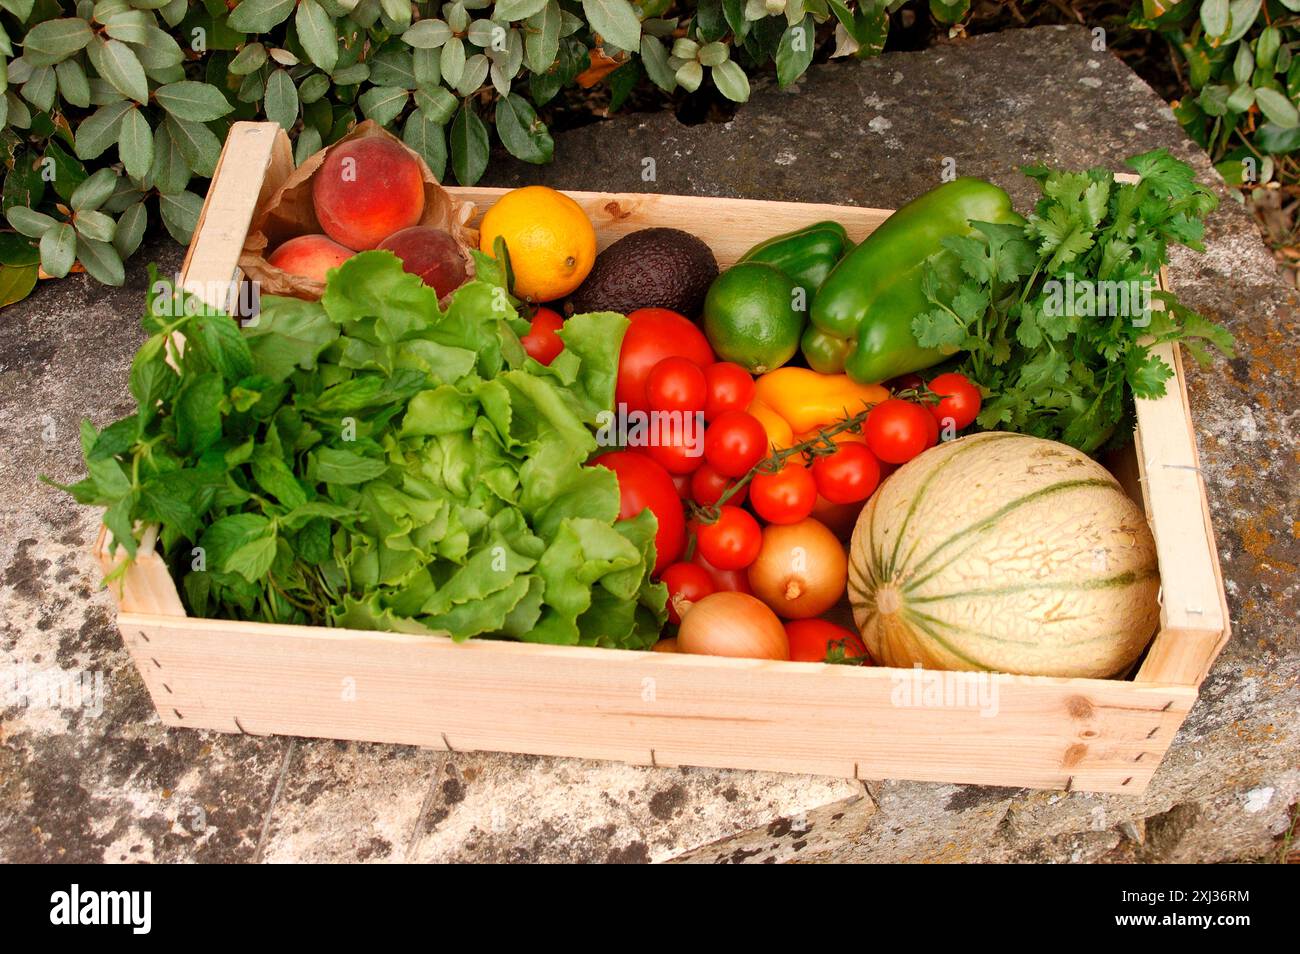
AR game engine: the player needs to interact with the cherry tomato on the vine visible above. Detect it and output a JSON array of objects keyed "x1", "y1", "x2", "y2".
[
  {"x1": 646, "y1": 356, "x2": 708, "y2": 414},
  {"x1": 694, "y1": 505, "x2": 762, "y2": 571},
  {"x1": 749, "y1": 461, "x2": 818, "y2": 525},
  {"x1": 645, "y1": 426, "x2": 706, "y2": 475},
  {"x1": 520, "y1": 307, "x2": 565, "y2": 365},
  {"x1": 785, "y1": 619, "x2": 870, "y2": 664},
  {"x1": 927, "y1": 372, "x2": 982, "y2": 433},
  {"x1": 690, "y1": 463, "x2": 748, "y2": 507},
  {"x1": 616, "y1": 308, "x2": 714, "y2": 412},
  {"x1": 703, "y1": 362, "x2": 756, "y2": 422},
  {"x1": 691, "y1": 551, "x2": 753, "y2": 595},
  {"x1": 811, "y1": 442, "x2": 881, "y2": 504},
  {"x1": 661, "y1": 562, "x2": 716, "y2": 624},
  {"x1": 703, "y1": 410, "x2": 768, "y2": 478},
  {"x1": 864, "y1": 399, "x2": 935, "y2": 465},
  {"x1": 884, "y1": 372, "x2": 925, "y2": 394}
]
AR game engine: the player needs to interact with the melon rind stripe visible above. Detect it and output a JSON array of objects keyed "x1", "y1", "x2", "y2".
[{"x1": 905, "y1": 566, "x2": 1159, "y2": 604}]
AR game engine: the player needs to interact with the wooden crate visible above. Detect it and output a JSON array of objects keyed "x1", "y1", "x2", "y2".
[{"x1": 95, "y1": 122, "x2": 1231, "y2": 794}]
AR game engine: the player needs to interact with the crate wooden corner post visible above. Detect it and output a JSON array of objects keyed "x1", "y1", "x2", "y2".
[{"x1": 92, "y1": 128, "x2": 1228, "y2": 795}]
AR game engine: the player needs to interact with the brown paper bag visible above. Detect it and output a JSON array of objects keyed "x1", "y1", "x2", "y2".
[{"x1": 240, "y1": 120, "x2": 478, "y2": 301}]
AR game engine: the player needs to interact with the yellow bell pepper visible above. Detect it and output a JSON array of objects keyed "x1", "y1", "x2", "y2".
[{"x1": 747, "y1": 368, "x2": 888, "y2": 450}]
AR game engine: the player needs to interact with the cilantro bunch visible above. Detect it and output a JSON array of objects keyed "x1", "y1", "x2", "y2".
[
  {"x1": 912, "y1": 149, "x2": 1234, "y2": 454},
  {"x1": 52, "y1": 253, "x2": 666, "y2": 649}
]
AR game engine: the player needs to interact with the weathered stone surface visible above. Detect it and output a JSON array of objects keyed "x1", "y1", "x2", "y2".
[{"x1": 1, "y1": 24, "x2": 1295, "y2": 863}]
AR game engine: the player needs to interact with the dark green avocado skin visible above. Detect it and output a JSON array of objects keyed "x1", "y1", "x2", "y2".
[{"x1": 564, "y1": 228, "x2": 719, "y2": 318}]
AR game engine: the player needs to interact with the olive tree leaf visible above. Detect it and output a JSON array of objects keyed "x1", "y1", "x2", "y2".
[
  {"x1": 402, "y1": 18, "x2": 452, "y2": 48},
  {"x1": 228, "y1": 0, "x2": 296, "y2": 33},
  {"x1": 711, "y1": 59, "x2": 749, "y2": 102},
  {"x1": 455, "y1": 53, "x2": 488, "y2": 95},
  {"x1": 0, "y1": 264, "x2": 38, "y2": 307},
  {"x1": 70, "y1": 167, "x2": 118, "y2": 211},
  {"x1": 441, "y1": 36, "x2": 465, "y2": 87},
  {"x1": 524, "y1": 0, "x2": 560, "y2": 73},
  {"x1": 776, "y1": 15, "x2": 814, "y2": 87},
  {"x1": 5, "y1": 205, "x2": 57, "y2": 238},
  {"x1": 39, "y1": 221, "x2": 76, "y2": 278},
  {"x1": 150, "y1": 119, "x2": 191, "y2": 193},
  {"x1": 493, "y1": 0, "x2": 547, "y2": 20},
  {"x1": 299, "y1": 72, "x2": 330, "y2": 103},
  {"x1": 494, "y1": 92, "x2": 552, "y2": 163},
  {"x1": 415, "y1": 85, "x2": 456, "y2": 123},
  {"x1": 75, "y1": 236, "x2": 125, "y2": 285},
  {"x1": 134, "y1": 27, "x2": 186, "y2": 68},
  {"x1": 294, "y1": 124, "x2": 322, "y2": 164},
  {"x1": 369, "y1": 48, "x2": 417, "y2": 88},
  {"x1": 159, "y1": 189, "x2": 203, "y2": 243},
  {"x1": 118, "y1": 105, "x2": 154, "y2": 180},
  {"x1": 1199, "y1": 0, "x2": 1229, "y2": 38},
  {"x1": 21, "y1": 64, "x2": 56, "y2": 112},
  {"x1": 113, "y1": 200, "x2": 147, "y2": 259},
  {"x1": 103, "y1": 9, "x2": 150, "y2": 44},
  {"x1": 640, "y1": 35, "x2": 674, "y2": 91},
  {"x1": 413, "y1": 46, "x2": 441, "y2": 87},
  {"x1": 87, "y1": 36, "x2": 149, "y2": 102},
  {"x1": 403, "y1": 107, "x2": 447, "y2": 180},
  {"x1": 75, "y1": 100, "x2": 132, "y2": 159},
  {"x1": 55, "y1": 58, "x2": 91, "y2": 107},
  {"x1": 154, "y1": 81, "x2": 234, "y2": 121},
  {"x1": 581, "y1": 0, "x2": 641, "y2": 53},
  {"x1": 229, "y1": 42, "x2": 268, "y2": 75},
  {"x1": 295, "y1": 0, "x2": 339, "y2": 72},
  {"x1": 165, "y1": 114, "x2": 222, "y2": 177},
  {"x1": 21, "y1": 17, "x2": 93, "y2": 67},
  {"x1": 1225, "y1": 0, "x2": 1261, "y2": 44},
  {"x1": 263, "y1": 68, "x2": 298, "y2": 129},
  {"x1": 450, "y1": 100, "x2": 488, "y2": 185},
  {"x1": 358, "y1": 84, "x2": 407, "y2": 124},
  {"x1": 1254, "y1": 87, "x2": 1299, "y2": 128},
  {"x1": 73, "y1": 209, "x2": 116, "y2": 242}
]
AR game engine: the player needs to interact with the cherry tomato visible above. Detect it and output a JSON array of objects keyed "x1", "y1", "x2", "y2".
[
  {"x1": 590, "y1": 450, "x2": 685, "y2": 575},
  {"x1": 785, "y1": 619, "x2": 870, "y2": 664},
  {"x1": 928, "y1": 372, "x2": 982, "y2": 433},
  {"x1": 661, "y1": 562, "x2": 716, "y2": 624},
  {"x1": 647, "y1": 356, "x2": 708, "y2": 414},
  {"x1": 520, "y1": 307, "x2": 565, "y2": 365},
  {"x1": 703, "y1": 410, "x2": 768, "y2": 478},
  {"x1": 749, "y1": 461, "x2": 818, "y2": 524},
  {"x1": 691, "y1": 551, "x2": 753, "y2": 595},
  {"x1": 616, "y1": 308, "x2": 714, "y2": 413},
  {"x1": 693, "y1": 505, "x2": 762, "y2": 571},
  {"x1": 864, "y1": 399, "x2": 935, "y2": 465},
  {"x1": 671, "y1": 471, "x2": 693, "y2": 499},
  {"x1": 811, "y1": 442, "x2": 881, "y2": 504},
  {"x1": 885, "y1": 372, "x2": 924, "y2": 394},
  {"x1": 645, "y1": 427, "x2": 706, "y2": 475},
  {"x1": 703, "y1": 362, "x2": 756, "y2": 422},
  {"x1": 689, "y1": 464, "x2": 748, "y2": 507}
]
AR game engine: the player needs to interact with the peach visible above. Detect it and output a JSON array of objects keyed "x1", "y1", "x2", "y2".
[
  {"x1": 376, "y1": 226, "x2": 468, "y2": 298},
  {"x1": 311, "y1": 138, "x2": 426, "y2": 251},
  {"x1": 267, "y1": 234, "x2": 353, "y2": 282}
]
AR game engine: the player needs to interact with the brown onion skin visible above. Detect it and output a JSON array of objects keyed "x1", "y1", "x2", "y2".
[
  {"x1": 676, "y1": 592, "x2": 789, "y2": 660},
  {"x1": 747, "y1": 518, "x2": 847, "y2": 619},
  {"x1": 653, "y1": 638, "x2": 679, "y2": 653}
]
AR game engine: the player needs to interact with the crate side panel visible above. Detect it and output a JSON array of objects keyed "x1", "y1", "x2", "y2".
[{"x1": 122, "y1": 615, "x2": 1193, "y2": 794}]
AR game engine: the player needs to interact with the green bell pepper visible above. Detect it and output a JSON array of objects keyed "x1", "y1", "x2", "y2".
[
  {"x1": 806, "y1": 178, "x2": 1024, "y2": 382},
  {"x1": 738, "y1": 220, "x2": 851, "y2": 310}
]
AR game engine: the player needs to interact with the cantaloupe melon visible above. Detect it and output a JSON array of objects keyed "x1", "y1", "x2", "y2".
[{"x1": 847, "y1": 432, "x2": 1160, "y2": 678}]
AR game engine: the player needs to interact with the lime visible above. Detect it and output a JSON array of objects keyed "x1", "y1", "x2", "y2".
[{"x1": 702, "y1": 262, "x2": 803, "y2": 374}]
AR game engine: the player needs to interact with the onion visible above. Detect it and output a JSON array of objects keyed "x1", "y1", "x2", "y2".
[
  {"x1": 653, "y1": 637, "x2": 679, "y2": 653},
  {"x1": 677, "y1": 592, "x2": 789, "y2": 660},
  {"x1": 747, "y1": 518, "x2": 847, "y2": 619}
]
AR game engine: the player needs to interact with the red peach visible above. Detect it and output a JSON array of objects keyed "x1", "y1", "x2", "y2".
[
  {"x1": 266, "y1": 234, "x2": 353, "y2": 282},
  {"x1": 311, "y1": 138, "x2": 426, "y2": 251},
  {"x1": 376, "y1": 226, "x2": 469, "y2": 297}
]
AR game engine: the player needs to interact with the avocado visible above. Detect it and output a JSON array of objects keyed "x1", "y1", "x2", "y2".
[{"x1": 565, "y1": 227, "x2": 719, "y2": 318}]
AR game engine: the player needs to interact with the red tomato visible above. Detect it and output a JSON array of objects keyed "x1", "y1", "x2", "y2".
[
  {"x1": 645, "y1": 428, "x2": 706, "y2": 475},
  {"x1": 691, "y1": 551, "x2": 753, "y2": 595},
  {"x1": 784, "y1": 619, "x2": 870, "y2": 664},
  {"x1": 590, "y1": 450, "x2": 685, "y2": 575},
  {"x1": 885, "y1": 372, "x2": 924, "y2": 394},
  {"x1": 864, "y1": 399, "x2": 935, "y2": 464},
  {"x1": 693, "y1": 505, "x2": 762, "y2": 571},
  {"x1": 616, "y1": 308, "x2": 714, "y2": 412},
  {"x1": 670, "y1": 471, "x2": 693, "y2": 499},
  {"x1": 520, "y1": 307, "x2": 565, "y2": 365},
  {"x1": 647, "y1": 356, "x2": 708, "y2": 414},
  {"x1": 661, "y1": 562, "x2": 716, "y2": 625},
  {"x1": 703, "y1": 362, "x2": 756, "y2": 422},
  {"x1": 928, "y1": 372, "x2": 982, "y2": 433},
  {"x1": 749, "y1": 461, "x2": 817, "y2": 524},
  {"x1": 689, "y1": 464, "x2": 748, "y2": 507},
  {"x1": 703, "y1": 410, "x2": 768, "y2": 478},
  {"x1": 811, "y1": 442, "x2": 881, "y2": 504}
]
